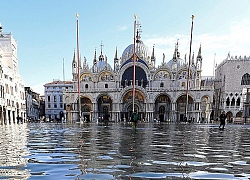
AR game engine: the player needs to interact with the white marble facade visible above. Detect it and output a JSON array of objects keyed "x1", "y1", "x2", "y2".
[
  {"x1": 63, "y1": 32, "x2": 214, "y2": 123},
  {"x1": 0, "y1": 23, "x2": 26, "y2": 124}
]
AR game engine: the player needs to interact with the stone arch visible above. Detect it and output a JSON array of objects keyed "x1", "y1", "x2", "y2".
[
  {"x1": 121, "y1": 66, "x2": 148, "y2": 88},
  {"x1": 153, "y1": 70, "x2": 171, "y2": 81},
  {"x1": 154, "y1": 94, "x2": 171, "y2": 122},
  {"x1": 200, "y1": 95, "x2": 210, "y2": 121},
  {"x1": 241, "y1": 73, "x2": 250, "y2": 85},
  {"x1": 96, "y1": 94, "x2": 113, "y2": 120},
  {"x1": 98, "y1": 71, "x2": 115, "y2": 82},
  {"x1": 176, "y1": 94, "x2": 194, "y2": 121},
  {"x1": 236, "y1": 111, "x2": 242, "y2": 117},
  {"x1": 226, "y1": 111, "x2": 233, "y2": 123},
  {"x1": 79, "y1": 96, "x2": 93, "y2": 122},
  {"x1": 120, "y1": 89, "x2": 146, "y2": 121},
  {"x1": 80, "y1": 73, "x2": 93, "y2": 82}
]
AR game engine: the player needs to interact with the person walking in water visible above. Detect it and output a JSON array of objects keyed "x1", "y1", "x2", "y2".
[
  {"x1": 103, "y1": 113, "x2": 110, "y2": 127},
  {"x1": 131, "y1": 112, "x2": 138, "y2": 129},
  {"x1": 219, "y1": 111, "x2": 226, "y2": 130}
]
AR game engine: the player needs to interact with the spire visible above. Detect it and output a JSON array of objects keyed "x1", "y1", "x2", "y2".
[
  {"x1": 93, "y1": 48, "x2": 97, "y2": 64},
  {"x1": 151, "y1": 45, "x2": 155, "y2": 59},
  {"x1": 72, "y1": 49, "x2": 76, "y2": 63},
  {"x1": 99, "y1": 42, "x2": 105, "y2": 61},
  {"x1": 227, "y1": 51, "x2": 230, "y2": 59},
  {"x1": 100, "y1": 41, "x2": 103, "y2": 55},
  {"x1": 114, "y1": 46, "x2": 118, "y2": 60},
  {"x1": 197, "y1": 44, "x2": 202, "y2": 59},
  {"x1": 72, "y1": 49, "x2": 77, "y2": 77},
  {"x1": 173, "y1": 40, "x2": 179, "y2": 59},
  {"x1": 192, "y1": 51, "x2": 195, "y2": 64},
  {"x1": 151, "y1": 45, "x2": 156, "y2": 67},
  {"x1": 114, "y1": 47, "x2": 119, "y2": 72},
  {"x1": 176, "y1": 40, "x2": 180, "y2": 58}
]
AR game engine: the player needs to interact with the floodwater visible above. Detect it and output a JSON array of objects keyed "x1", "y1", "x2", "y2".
[{"x1": 0, "y1": 122, "x2": 250, "y2": 180}]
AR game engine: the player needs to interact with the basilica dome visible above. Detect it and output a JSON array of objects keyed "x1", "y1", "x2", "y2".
[
  {"x1": 167, "y1": 57, "x2": 185, "y2": 69},
  {"x1": 96, "y1": 60, "x2": 112, "y2": 71},
  {"x1": 121, "y1": 41, "x2": 150, "y2": 62}
]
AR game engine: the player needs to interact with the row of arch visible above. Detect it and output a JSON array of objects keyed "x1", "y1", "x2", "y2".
[
  {"x1": 67, "y1": 89, "x2": 211, "y2": 122},
  {"x1": 79, "y1": 65, "x2": 194, "y2": 83}
]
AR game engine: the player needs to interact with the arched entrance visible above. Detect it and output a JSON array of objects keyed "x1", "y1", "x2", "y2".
[
  {"x1": 121, "y1": 90, "x2": 145, "y2": 121},
  {"x1": 176, "y1": 95, "x2": 194, "y2": 122},
  {"x1": 155, "y1": 94, "x2": 171, "y2": 122},
  {"x1": 97, "y1": 95, "x2": 112, "y2": 121},
  {"x1": 80, "y1": 96, "x2": 92, "y2": 122},
  {"x1": 201, "y1": 96, "x2": 210, "y2": 122}
]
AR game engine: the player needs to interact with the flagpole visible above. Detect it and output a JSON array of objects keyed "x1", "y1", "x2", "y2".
[
  {"x1": 76, "y1": 13, "x2": 81, "y2": 121},
  {"x1": 185, "y1": 15, "x2": 194, "y2": 120},
  {"x1": 132, "y1": 15, "x2": 137, "y2": 114}
]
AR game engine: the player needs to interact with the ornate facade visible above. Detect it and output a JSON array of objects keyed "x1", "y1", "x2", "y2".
[
  {"x1": 214, "y1": 54, "x2": 250, "y2": 123},
  {"x1": 0, "y1": 23, "x2": 26, "y2": 124},
  {"x1": 63, "y1": 27, "x2": 214, "y2": 123}
]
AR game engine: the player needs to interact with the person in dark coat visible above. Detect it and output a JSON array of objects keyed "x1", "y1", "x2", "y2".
[
  {"x1": 131, "y1": 112, "x2": 138, "y2": 129},
  {"x1": 103, "y1": 113, "x2": 109, "y2": 126},
  {"x1": 219, "y1": 111, "x2": 226, "y2": 130}
]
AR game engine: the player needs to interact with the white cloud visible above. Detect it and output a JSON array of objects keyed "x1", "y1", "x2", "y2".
[{"x1": 143, "y1": 19, "x2": 250, "y2": 76}]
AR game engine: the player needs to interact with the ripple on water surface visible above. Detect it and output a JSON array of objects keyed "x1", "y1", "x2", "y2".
[{"x1": 1, "y1": 123, "x2": 250, "y2": 179}]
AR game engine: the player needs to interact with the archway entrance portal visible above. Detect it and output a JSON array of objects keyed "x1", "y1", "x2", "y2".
[
  {"x1": 121, "y1": 90, "x2": 145, "y2": 121},
  {"x1": 79, "y1": 96, "x2": 92, "y2": 122}
]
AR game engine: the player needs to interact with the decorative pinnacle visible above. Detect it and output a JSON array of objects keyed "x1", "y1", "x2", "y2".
[
  {"x1": 134, "y1": 14, "x2": 137, "y2": 20},
  {"x1": 76, "y1": 13, "x2": 79, "y2": 19}
]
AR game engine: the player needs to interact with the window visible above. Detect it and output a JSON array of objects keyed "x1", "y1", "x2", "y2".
[
  {"x1": 60, "y1": 95, "x2": 63, "y2": 102},
  {"x1": 10, "y1": 86, "x2": 13, "y2": 95},
  {"x1": 54, "y1": 104, "x2": 57, "y2": 108},
  {"x1": 5, "y1": 84, "x2": 9, "y2": 94},
  {"x1": 231, "y1": 97, "x2": 235, "y2": 106},
  {"x1": 241, "y1": 73, "x2": 250, "y2": 85},
  {"x1": 105, "y1": 84, "x2": 108, "y2": 88},
  {"x1": 54, "y1": 95, "x2": 56, "y2": 102},
  {"x1": 226, "y1": 97, "x2": 230, "y2": 106},
  {"x1": 236, "y1": 98, "x2": 240, "y2": 106},
  {"x1": 48, "y1": 96, "x2": 50, "y2": 102},
  {"x1": 85, "y1": 84, "x2": 88, "y2": 89},
  {"x1": 160, "y1": 82, "x2": 164, "y2": 87}
]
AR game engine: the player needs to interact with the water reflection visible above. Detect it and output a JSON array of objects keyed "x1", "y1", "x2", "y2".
[
  {"x1": 1, "y1": 123, "x2": 250, "y2": 179},
  {"x1": 0, "y1": 124, "x2": 30, "y2": 179}
]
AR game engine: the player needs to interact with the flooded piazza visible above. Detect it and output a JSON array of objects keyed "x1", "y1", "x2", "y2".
[{"x1": 0, "y1": 122, "x2": 250, "y2": 180}]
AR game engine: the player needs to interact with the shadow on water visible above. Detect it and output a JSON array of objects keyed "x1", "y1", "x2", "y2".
[{"x1": 0, "y1": 122, "x2": 250, "y2": 179}]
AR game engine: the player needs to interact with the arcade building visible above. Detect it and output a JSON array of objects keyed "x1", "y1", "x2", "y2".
[{"x1": 63, "y1": 27, "x2": 214, "y2": 123}]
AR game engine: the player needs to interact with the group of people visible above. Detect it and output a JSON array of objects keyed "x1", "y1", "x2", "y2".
[{"x1": 102, "y1": 112, "x2": 139, "y2": 128}]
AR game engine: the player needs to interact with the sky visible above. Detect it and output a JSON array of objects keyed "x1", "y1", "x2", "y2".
[{"x1": 1, "y1": 0, "x2": 250, "y2": 95}]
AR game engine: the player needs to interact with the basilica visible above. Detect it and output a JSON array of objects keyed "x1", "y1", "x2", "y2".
[{"x1": 63, "y1": 28, "x2": 214, "y2": 123}]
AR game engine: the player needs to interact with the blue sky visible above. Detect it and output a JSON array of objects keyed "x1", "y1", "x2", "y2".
[{"x1": 1, "y1": 0, "x2": 250, "y2": 95}]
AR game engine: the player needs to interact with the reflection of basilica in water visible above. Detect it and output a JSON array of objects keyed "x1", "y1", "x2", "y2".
[{"x1": 63, "y1": 27, "x2": 214, "y2": 123}]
